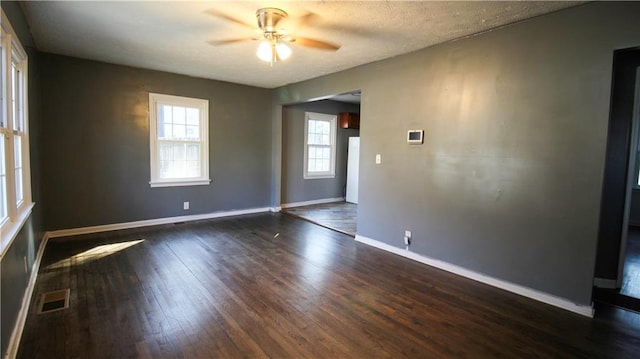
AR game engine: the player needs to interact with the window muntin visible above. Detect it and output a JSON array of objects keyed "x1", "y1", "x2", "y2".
[
  {"x1": 149, "y1": 93, "x2": 210, "y2": 187},
  {"x1": 304, "y1": 112, "x2": 337, "y2": 179}
]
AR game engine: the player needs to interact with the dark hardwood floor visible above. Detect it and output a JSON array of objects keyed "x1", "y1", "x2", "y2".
[
  {"x1": 622, "y1": 227, "x2": 640, "y2": 298},
  {"x1": 18, "y1": 213, "x2": 640, "y2": 358},
  {"x1": 282, "y1": 201, "x2": 357, "y2": 236}
]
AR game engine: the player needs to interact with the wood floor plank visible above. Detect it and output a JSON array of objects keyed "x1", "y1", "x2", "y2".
[{"x1": 15, "y1": 213, "x2": 640, "y2": 358}]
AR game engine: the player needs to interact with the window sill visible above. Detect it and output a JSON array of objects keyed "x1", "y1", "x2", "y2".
[
  {"x1": 0, "y1": 201, "x2": 35, "y2": 259},
  {"x1": 149, "y1": 179, "x2": 212, "y2": 188},
  {"x1": 303, "y1": 174, "x2": 336, "y2": 180}
]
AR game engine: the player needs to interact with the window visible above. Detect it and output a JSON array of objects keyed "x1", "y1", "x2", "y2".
[
  {"x1": 304, "y1": 112, "x2": 337, "y2": 179},
  {"x1": 1, "y1": 9, "x2": 33, "y2": 255},
  {"x1": 149, "y1": 93, "x2": 210, "y2": 187}
]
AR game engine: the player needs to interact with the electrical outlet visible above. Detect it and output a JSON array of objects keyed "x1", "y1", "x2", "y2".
[
  {"x1": 183, "y1": 201, "x2": 189, "y2": 210},
  {"x1": 404, "y1": 230, "x2": 412, "y2": 246},
  {"x1": 375, "y1": 154, "x2": 382, "y2": 164}
]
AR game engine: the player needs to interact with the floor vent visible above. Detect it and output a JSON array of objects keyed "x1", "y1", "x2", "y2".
[{"x1": 38, "y1": 289, "x2": 70, "y2": 314}]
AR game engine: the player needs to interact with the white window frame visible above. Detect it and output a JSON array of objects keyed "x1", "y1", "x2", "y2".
[
  {"x1": 148, "y1": 93, "x2": 210, "y2": 188},
  {"x1": 303, "y1": 112, "x2": 337, "y2": 179},
  {"x1": 1, "y1": 9, "x2": 34, "y2": 257}
]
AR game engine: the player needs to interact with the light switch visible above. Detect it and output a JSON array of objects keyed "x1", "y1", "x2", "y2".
[{"x1": 375, "y1": 154, "x2": 382, "y2": 164}]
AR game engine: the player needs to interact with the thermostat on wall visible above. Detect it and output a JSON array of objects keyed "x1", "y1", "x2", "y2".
[{"x1": 407, "y1": 130, "x2": 424, "y2": 144}]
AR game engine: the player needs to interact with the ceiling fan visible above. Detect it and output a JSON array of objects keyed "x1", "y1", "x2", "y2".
[{"x1": 207, "y1": 8, "x2": 341, "y2": 65}]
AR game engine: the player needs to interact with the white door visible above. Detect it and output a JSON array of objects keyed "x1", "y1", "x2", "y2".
[{"x1": 346, "y1": 137, "x2": 360, "y2": 204}]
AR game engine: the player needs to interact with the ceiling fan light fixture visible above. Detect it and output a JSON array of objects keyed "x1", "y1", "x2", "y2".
[
  {"x1": 256, "y1": 41, "x2": 273, "y2": 62},
  {"x1": 257, "y1": 40, "x2": 291, "y2": 64},
  {"x1": 275, "y1": 42, "x2": 291, "y2": 60}
]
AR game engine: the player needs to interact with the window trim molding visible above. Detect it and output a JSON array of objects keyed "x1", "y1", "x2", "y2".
[
  {"x1": 303, "y1": 112, "x2": 337, "y2": 180},
  {"x1": 0, "y1": 9, "x2": 34, "y2": 257},
  {"x1": 148, "y1": 92, "x2": 211, "y2": 188}
]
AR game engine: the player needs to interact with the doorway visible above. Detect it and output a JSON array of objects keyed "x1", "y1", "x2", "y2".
[
  {"x1": 280, "y1": 91, "x2": 361, "y2": 236},
  {"x1": 594, "y1": 47, "x2": 640, "y2": 311},
  {"x1": 620, "y1": 71, "x2": 640, "y2": 299}
]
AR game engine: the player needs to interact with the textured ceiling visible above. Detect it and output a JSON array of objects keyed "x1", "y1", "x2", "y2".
[{"x1": 21, "y1": 1, "x2": 582, "y2": 89}]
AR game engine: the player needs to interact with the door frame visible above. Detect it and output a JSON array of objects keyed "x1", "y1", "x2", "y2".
[
  {"x1": 617, "y1": 69, "x2": 640, "y2": 286},
  {"x1": 594, "y1": 47, "x2": 640, "y2": 288}
]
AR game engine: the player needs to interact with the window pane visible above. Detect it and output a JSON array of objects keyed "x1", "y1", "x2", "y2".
[
  {"x1": 307, "y1": 126, "x2": 315, "y2": 144},
  {"x1": 158, "y1": 142, "x2": 199, "y2": 179},
  {"x1": 14, "y1": 136, "x2": 22, "y2": 167},
  {"x1": 162, "y1": 105, "x2": 173, "y2": 123},
  {"x1": 173, "y1": 106, "x2": 186, "y2": 125},
  {"x1": 15, "y1": 168, "x2": 22, "y2": 205},
  {"x1": 319, "y1": 121, "x2": 327, "y2": 135},
  {"x1": 322, "y1": 134, "x2": 330, "y2": 145},
  {"x1": 162, "y1": 124, "x2": 173, "y2": 139},
  {"x1": 186, "y1": 125, "x2": 199, "y2": 140},
  {"x1": 186, "y1": 144, "x2": 200, "y2": 161},
  {"x1": 0, "y1": 136, "x2": 7, "y2": 221},
  {"x1": 14, "y1": 136, "x2": 23, "y2": 204},
  {"x1": 321, "y1": 147, "x2": 328, "y2": 160},
  {"x1": 173, "y1": 123, "x2": 186, "y2": 139},
  {"x1": 159, "y1": 142, "x2": 173, "y2": 160},
  {"x1": 11, "y1": 63, "x2": 18, "y2": 130},
  {"x1": 186, "y1": 108, "x2": 199, "y2": 125}
]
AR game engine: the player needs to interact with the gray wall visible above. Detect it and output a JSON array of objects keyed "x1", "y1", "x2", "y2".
[
  {"x1": 272, "y1": 2, "x2": 640, "y2": 306},
  {"x1": 39, "y1": 54, "x2": 272, "y2": 230},
  {"x1": 1, "y1": 1, "x2": 44, "y2": 357},
  {"x1": 282, "y1": 100, "x2": 359, "y2": 204}
]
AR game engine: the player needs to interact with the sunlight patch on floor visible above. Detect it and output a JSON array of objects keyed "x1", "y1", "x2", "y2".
[{"x1": 46, "y1": 239, "x2": 145, "y2": 269}]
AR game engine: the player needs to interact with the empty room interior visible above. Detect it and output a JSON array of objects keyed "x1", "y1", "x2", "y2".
[{"x1": 2, "y1": 1, "x2": 640, "y2": 358}]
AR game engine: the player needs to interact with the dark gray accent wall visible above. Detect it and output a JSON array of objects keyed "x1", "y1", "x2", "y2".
[
  {"x1": 282, "y1": 100, "x2": 359, "y2": 204},
  {"x1": 1, "y1": 1, "x2": 44, "y2": 357},
  {"x1": 1, "y1": 216, "x2": 41, "y2": 356},
  {"x1": 39, "y1": 54, "x2": 272, "y2": 230},
  {"x1": 272, "y1": 2, "x2": 640, "y2": 305}
]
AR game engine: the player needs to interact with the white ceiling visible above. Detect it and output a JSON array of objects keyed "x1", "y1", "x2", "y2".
[{"x1": 21, "y1": 1, "x2": 582, "y2": 89}]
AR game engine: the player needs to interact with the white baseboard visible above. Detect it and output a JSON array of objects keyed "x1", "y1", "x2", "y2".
[
  {"x1": 281, "y1": 197, "x2": 344, "y2": 209},
  {"x1": 5, "y1": 234, "x2": 49, "y2": 359},
  {"x1": 47, "y1": 207, "x2": 271, "y2": 239},
  {"x1": 355, "y1": 234, "x2": 595, "y2": 318},
  {"x1": 270, "y1": 206, "x2": 281, "y2": 213},
  {"x1": 593, "y1": 278, "x2": 618, "y2": 288}
]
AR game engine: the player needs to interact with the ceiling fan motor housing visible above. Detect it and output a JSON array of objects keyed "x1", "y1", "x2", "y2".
[{"x1": 256, "y1": 8, "x2": 287, "y2": 32}]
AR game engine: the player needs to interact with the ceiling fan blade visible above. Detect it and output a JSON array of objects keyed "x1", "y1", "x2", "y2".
[
  {"x1": 207, "y1": 38, "x2": 256, "y2": 46},
  {"x1": 291, "y1": 37, "x2": 340, "y2": 51},
  {"x1": 280, "y1": 10, "x2": 319, "y2": 30},
  {"x1": 297, "y1": 11, "x2": 320, "y2": 26},
  {"x1": 204, "y1": 9, "x2": 255, "y2": 30}
]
